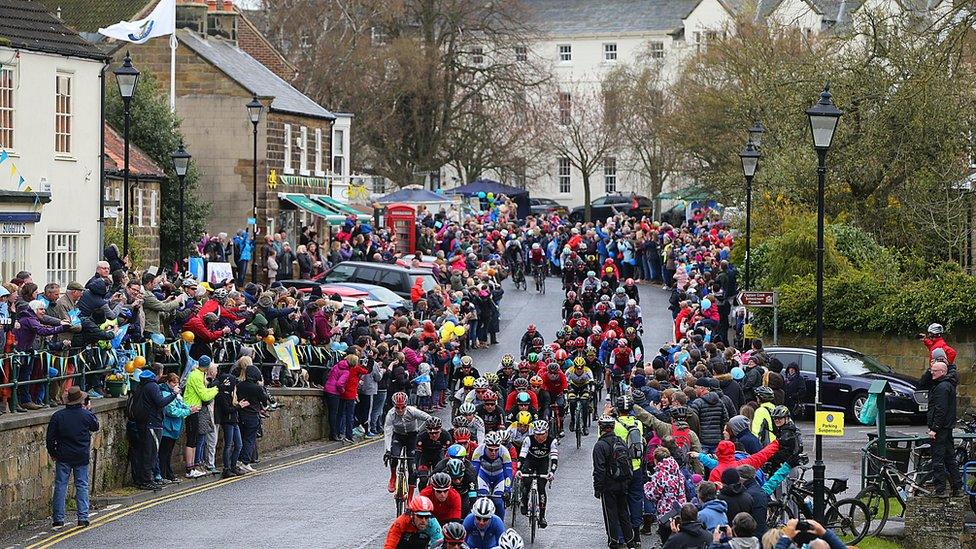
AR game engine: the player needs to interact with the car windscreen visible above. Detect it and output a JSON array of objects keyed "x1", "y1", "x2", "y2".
[
  {"x1": 419, "y1": 274, "x2": 437, "y2": 291},
  {"x1": 824, "y1": 350, "x2": 892, "y2": 375}
]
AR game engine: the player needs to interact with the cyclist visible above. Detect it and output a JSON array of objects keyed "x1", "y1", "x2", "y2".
[
  {"x1": 561, "y1": 255, "x2": 578, "y2": 292},
  {"x1": 385, "y1": 392, "x2": 433, "y2": 495},
  {"x1": 496, "y1": 355, "x2": 516, "y2": 393},
  {"x1": 540, "y1": 363, "x2": 568, "y2": 437},
  {"x1": 416, "y1": 417, "x2": 451, "y2": 490},
  {"x1": 456, "y1": 402, "x2": 486, "y2": 443},
  {"x1": 383, "y1": 495, "x2": 443, "y2": 549},
  {"x1": 504, "y1": 378, "x2": 532, "y2": 412},
  {"x1": 529, "y1": 243, "x2": 546, "y2": 279},
  {"x1": 622, "y1": 277, "x2": 639, "y2": 304},
  {"x1": 471, "y1": 432, "x2": 513, "y2": 519},
  {"x1": 581, "y1": 270, "x2": 600, "y2": 294},
  {"x1": 622, "y1": 300, "x2": 642, "y2": 331},
  {"x1": 420, "y1": 472, "x2": 463, "y2": 526},
  {"x1": 475, "y1": 391, "x2": 505, "y2": 434},
  {"x1": 562, "y1": 291, "x2": 581, "y2": 321},
  {"x1": 519, "y1": 325, "x2": 541, "y2": 358},
  {"x1": 516, "y1": 420, "x2": 559, "y2": 529},
  {"x1": 497, "y1": 529, "x2": 525, "y2": 549},
  {"x1": 505, "y1": 411, "x2": 534, "y2": 453},
  {"x1": 767, "y1": 405, "x2": 803, "y2": 471},
  {"x1": 529, "y1": 376, "x2": 552, "y2": 421},
  {"x1": 450, "y1": 426, "x2": 479, "y2": 458},
  {"x1": 463, "y1": 378, "x2": 491, "y2": 408},
  {"x1": 750, "y1": 386, "x2": 777, "y2": 445},
  {"x1": 433, "y1": 457, "x2": 478, "y2": 518},
  {"x1": 566, "y1": 358, "x2": 594, "y2": 435},
  {"x1": 432, "y1": 521, "x2": 469, "y2": 549},
  {"x1": 452, "y1": 376, "x2": 476, "y2": 416},
  {"x1": 463, "y1": 498, "x2": 506, "y2": 549},
  {"x1": 611, "y1": 286, "x2": 629, "y2": 312}
]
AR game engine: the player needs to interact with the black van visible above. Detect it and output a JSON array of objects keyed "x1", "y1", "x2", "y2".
[{"x1": 319, "y1": 261, "x2": 437, "y2": 300}]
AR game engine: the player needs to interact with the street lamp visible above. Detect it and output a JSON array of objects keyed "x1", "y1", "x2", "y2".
[
  {"x1": 739, "y1": 138, "x2": 760, "y2": 291},
  {"x1": 246, "y1": 95, "x2": 263, "y2": 283},
  {"x1": 171, "y1": 140, "x2": 191, "y2": 272},
  {"x1": 806, "y1": 83, "x2": 842, "y2": 521},
  {"x1": 114, "y1": 52, "x2": 139, "y2": 261},
  {"x1": 748, "y1": 117, "x2": 766, "y2": 148}
]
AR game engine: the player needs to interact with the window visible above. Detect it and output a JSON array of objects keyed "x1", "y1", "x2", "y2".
[
  {"x1": 46, "y1": 232, "x2": 78, "y2": 287},
  {"x1": 603, "y1": 43, "x2": 617, "y2": 62},
  {"x1": 333, "y1": 128, "x2": 345, "y2": 175},
  {"x1": 0, "y1": 65, "x2": 13, "y2": 149},
  {"x1": 55, "y1": 73, "x2": 72, "y2": 154},
  {"x1": 376, "y1": 270, "x2": 403, "y2": 291},
  {"x1": 373, "y1": 176, "x2": 386, "y2": 194},
  {"x1": 150, "y1": 190, "x2": 157, "y2": 227},
  {"x1": 314, "y1": 128, "x2": 324, "y2": 176},
  {"x1": 471, "y1": 46, "x2": 484, "y2": 66},
  {"x1": 370, "y1": 26, "x2": 386, "y2": 46},
  {"x1": 515, "y1": 46, "x2": 527, "y2": 62},
  {"x1": 604, "y1": 157, "x2": 617, "y2": 193},
  {"x1": 324, "y1": 263, "x2": 355, "y2": 282},
  {"x1": 299, "y1": 125, "x2": 309, "y2": 175},
  {"x1": 137, "y1": 187, "x2": 144, "y2": 227},
  {"x1": 283, "y1": 123, "x2": 293, "y2": 174},
  {"x1": 558, "y1": 92, "x2": 571, "y2": 125},
  {"x1": 299, "y1": 33, "x2": 312, "y2": 51},
  {"x1": 558, "y1": 157, "x2": 571, "y2": 193},
  {"x1": 0, "y1": 233, "x2": 29, "y2": 284},
  {"x1": 558, "y1": 44, "x2": 572, "y2": 62},
  {"x1": 649, "y1": 41, "x2": 665, "y2": 59}
]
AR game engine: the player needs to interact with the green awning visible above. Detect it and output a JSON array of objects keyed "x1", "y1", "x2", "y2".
[
  {"x1": 657, "y1": 187, "x2": 711, "y2": 201},
  {"x1": 314, "y1": 195, "x2": 361, "y2": 216},
  {"x1": 281, "y1": 194, "x2": 346, "y2": 226}
]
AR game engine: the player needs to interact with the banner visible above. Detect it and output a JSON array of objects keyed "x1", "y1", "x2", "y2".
[
  {"x1": 273, "y1": 340, "x2": 301, "y2": 371},
  {"x1": 207, "y1": 262, "x2": 234, "y2": 284},
  {"x1": 98, "y1": 0, "x2": 175, "y2": 44}
]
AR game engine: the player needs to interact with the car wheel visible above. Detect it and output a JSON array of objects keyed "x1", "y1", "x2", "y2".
[{"x1": 849, "y1": 392, "x2": 867, "y2": 421}]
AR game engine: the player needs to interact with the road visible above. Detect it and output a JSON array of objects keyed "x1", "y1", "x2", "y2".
[{"x1": 5, "y1": 280, "x2": 923, "y2": 549}]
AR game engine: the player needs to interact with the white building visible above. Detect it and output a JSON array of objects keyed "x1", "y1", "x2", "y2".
[{"x1": 0, "y1": 0, "x2": 107, "y2": 286}]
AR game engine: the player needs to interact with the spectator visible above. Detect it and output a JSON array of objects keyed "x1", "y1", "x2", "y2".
[
  {"x1": 12, "y1": 300, "x2": 69, "y2": 410},
  {"x1": 696, "y1": 481, "x2": 729, "y2": 531},
  {"x1": 737, "y1": 464, "x2": 769, "y2": 537},
  {"x1": 46, "y1": 386, "x2": 98, "y2": 528},
  {"x1": 662, "y1": 503, "x2": 710, "y2": 549},
  {"x1": 159, "y1": 373, "x2": 196, "y2": 484},
  {"x1": 182, "y1": 356, "x2": 218, "y2": 478},
  {"x1": 129, "y1": 368, "x2": 176, "y2": 490},
  {"x1": 709, "y1": 511, "x2": 758, "y2": 549},
  {"x1": 717, "y1": 467, "x2": 753, "y2": 524},
  {"x1": 215, "y1": 363, "x2": 247, "y2": 478},
  {"x1": 236, "y1": 356, "x2": 268, "y2": 472}
]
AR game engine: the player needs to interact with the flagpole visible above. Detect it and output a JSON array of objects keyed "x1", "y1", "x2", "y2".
[{"x1": 169, "y1": 33, "x2": 176, "y2": 112}]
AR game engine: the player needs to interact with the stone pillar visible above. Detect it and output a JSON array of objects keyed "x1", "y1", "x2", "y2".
[{"x1": 904, "y1": 495, "x2": 966, "y2": 549}]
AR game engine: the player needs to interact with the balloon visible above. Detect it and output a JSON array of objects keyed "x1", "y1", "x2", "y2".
[
  {"x1": 337, "y1": 342, "x2": 348, "y2": 352},
  {"x1": 487, "y1": 192, "x2": 494, "y2": 200},
  {"x1": 150, "y1": 333, "x2": 165, "y2": 345},
  {"x1": 124, "y1": 361, "x2": 136, "y2": 374},
  {"x1": 701, "y1": 298, "x2": 711, "y2": 311},
  {"x1": 133, "y1": 356, "x2": 146, "y2": 368},
  {"x1": 181, "y1": 331, "x2": 194, "y2": 343},
  {"x1": 453, "y1": 355, "x2": 461, "y2": 366},
  {"x1": 443, "y1": 321, "x2": 455, "y2": 333},
  {"x1": 477, "y1": 191, "x2": 486, "y2": 199},
  {"x1": 453, "y1": 325, "x2": 466, "y2": 337},
  {"x1": 435, "y1": 188, "x2": 444, "y2": 194},
  {"x1": 263, "y1": 334, "x2": 276, "y2": 345}
]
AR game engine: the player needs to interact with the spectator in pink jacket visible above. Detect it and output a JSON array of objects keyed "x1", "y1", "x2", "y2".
[
  {"x1": 324, "y1": 357, "x2": 352, "y2": 441},
  {"x1": 338, "y1": 357, "x2": 368, "y2": 442}
]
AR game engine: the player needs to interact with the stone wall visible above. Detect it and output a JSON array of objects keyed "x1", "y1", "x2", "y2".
[
  {"x1": 904, "y1": 495, "x2": 967, "y2": 549},
  {"x1": 0, "y1": 388, "x2": 329, "y2": 533}
]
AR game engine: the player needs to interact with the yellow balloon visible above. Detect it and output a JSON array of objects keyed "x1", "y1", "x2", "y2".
[
  {"x1": 124, "y1": 361, "x2": 136, "y2": 374},
  {"x1": 263, "y1": 334, "x2": 276, "y2": 345},
  {"x1": 440, "y1": 334, "x2": 452, "y2": 344},
  {"x1": 133, "y1": 356, "x2": 146, "y2": 368},
  {"x1": 453, "y1": 326, "x2": 466, "y2": 337},
  {"x1": 181, "y1": 331, "x2": 195, "y2": 343},
  {"x1": 443, "y1": 321, "x2": 455, "y2": 332}
]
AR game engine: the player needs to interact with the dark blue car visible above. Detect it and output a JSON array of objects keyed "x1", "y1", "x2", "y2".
[{"x1": 765, "y1": 346, "x2": 927, "y2": 423}]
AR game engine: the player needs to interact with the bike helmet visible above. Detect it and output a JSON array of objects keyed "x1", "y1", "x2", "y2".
[
  {"x1": 452, "y1": 416, "x2": 469, "y2": 429},
  {"x1": 754, "y1": 386, "x2": 775, "y2": 401},
  {"x1": 531, "y1": 336, "x2": 544, "y2": 347},
  {"x1": 392, "y1": 392, "x2": 408, "y2": 408},
  {"x1": 472, "y1": 497, "x2": 496, "y2": 518},
  {"x1": 551, "y1": 341, "x2": 563, "y2": 351},
  {"x1": 573, "y1": 337, "x2": 585, "y2": 348},
  {"x1": 546, "y1": 362, "x2": 559, "y2": 373},
  {"x1": 615, "y1": 286, "x2": 625, "y2": 294},
  {"x1": 567, "y1": 290, "x2": 577, "y2": 299},
  {"x1": 615, "y1": 394, "x2": 633, "y2": 413},
  {"x1": 446, "y1": 458, "x2": 465, "y2": 478},
  {"x1": 604, "y1": 258, "x2": 614, "y2": 265},
  {"x1": 409, "y1": 495, "x2": 434, "y2": 516},
  {"x1": 625, "y1": 278, "x2": 635, "y2": 286},
  {"x1": 459, "y1": 402, "x2": 477, "y2": 415},
  {"x1": 927, "y1": 323, "x2": 945, "y2": 334},
  {"x1": 586, "y1": 346, "x2": 597, "y2": 357},
  {"x1": 516, "y1": 411, "x2": 533, "y2": 425},
  {"x1": 446, "y1": 444, "x2": 468, "y2": 459},
  {"x1": 501, "y1": 354, "x2": 514, "y2": 366},
  {"x1": 483, "y1": 390, "x2": 498, "y2": 403},
  {"x1": 484, "y1": 372, "x2": 499, "y2": 385},
  {"x1": 573, "y1": 356, "x2": 586, "y2": 367},
  {"x1": 527, "y1": 324, "x2": 537, "y2": 333},
  {"x1": 597, "y1": 414, "x2": 616, "y2": 427},
  {"x1": 463, "y1": 376, "x2": 475, "y2": 388},
  {"x1": 532, "y1": 420, "x2": 549, "y2": 435},
  {"x1": 484, "y1": 432, "x2": 502, "y2": 448},
  {"x1": 625, "y1": 327, "x2": 636, "y2": 335},
  {"x1": 442, "y1": 522, "x2": 467, "y2": 542},
  {"x1": 627, "y1": 299, "x2": 637, "y2": 307},
  {"x1": 498, "y1": 529, "x2": 525, "y2": 549},
  {"x1": 529, "y1": 376, "x2": 543, "y2": 388},
  {"x1": 425, "y1": 417, "x2": 443, "y2": 431},
  {"x1": 431, "y1": 472, "x2": 452, "y2": 490},
  {"x1": 532, "y1": 243, "x2": 541, "y2": 250},
  {"x1": 601, "y1": 280, "x2": 610, "y2": 287},
  {"x1": 516, "y1": 392, "x2": 531, "y2": 404},
  {"x1": 527, "y1": 352, "x2": 539, "y2": 363},
  {"x1": 514, "y1": 378, "x2": 529, "y2": 390},
  {"x1": 454, "y1": 428, "x2": 472, "y2": 443},
  {"x1": 587, "y1": 270, "x2": 596, "y2": 277},
  {"x1": 618, "y1": 338, "x2": 628, "y2": 347},
  {"x1": 473, "y1": 378, "x2": 489, "y2": 390},
  {"x1": 771, "y1": 405, "x2": 792, "y2": 419},
  {"x1": 608, "y1": 320, "x2": 620, "y2": 331},
  {"x1": 181, "y1": 278, "x2": 198, "y2": 288},
  {"x1": 213, "y1": 288, "x2": 228, "y2": 301},
  {"x1": 461, "y1": 355, "x2": 473, "y2": 366},
  {"x1": 554, "y1": 349, "x2": 569, "y2": 361}
]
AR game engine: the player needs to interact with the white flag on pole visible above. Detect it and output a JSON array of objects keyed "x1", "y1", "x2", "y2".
[{"x1": 98, "y1": 0, "x2": 176, "y2": 44}]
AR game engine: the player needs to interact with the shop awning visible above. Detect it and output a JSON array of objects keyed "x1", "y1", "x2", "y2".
[
  {"x1": 314, "y1": 195, "x2": 361, "y2": 216},
  {"x1": 281, "y1": 194, "x2": 346, "y2": 226}
]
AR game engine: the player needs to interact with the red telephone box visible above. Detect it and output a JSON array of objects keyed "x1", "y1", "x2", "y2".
[{"x1": 386, "y1": 204, "x2": 416, "y2": 254}]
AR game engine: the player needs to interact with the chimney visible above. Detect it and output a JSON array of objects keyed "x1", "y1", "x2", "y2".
[
  {"x1": 207, "y1": 0, "x2": 238, "y2": 42},
  {"x1": 176, "y1": 0, "x2": 208, "y2": 35}
]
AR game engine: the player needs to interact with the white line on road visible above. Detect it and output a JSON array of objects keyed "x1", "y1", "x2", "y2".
[{"x1": 350, "y1": 530, "x2": 385, "y2": 549}]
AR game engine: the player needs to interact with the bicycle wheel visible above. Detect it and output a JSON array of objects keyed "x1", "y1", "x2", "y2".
[
  {"x1": 529, "y1": 487, "x2": 539, "y2": 544},
  {"x1": 856, "y1": 485, "x2": 890, "y2": 537},
  {"x1": 766, "y1": 499, "x2": 794, "y2": 528},
  {"x1": 509, "y1": 477, "x2": 520, "y2": 527},
  {"x1": 575, "y1": 406, "x2": 583, "y2": 449},
  {"x1": 825, "y1": 498, "x2": 870, "y2": 546}
]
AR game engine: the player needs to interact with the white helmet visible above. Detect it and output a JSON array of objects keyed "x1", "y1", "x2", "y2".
[
  {"x1": 927, "y1": 323, "x2": 945, "y2": 335},
  {"x1": 472, "y1": 497, "x2": 496, "y2": 519},
  {"x1": 498, "y1": 528, "x2": 525, "y2": 549},
  {"x1": 627, "y1": 299, "x2": 637, "y2": 307},
  {"x1": 532, "y1": 243, "x2": 541, "y2": 250}
]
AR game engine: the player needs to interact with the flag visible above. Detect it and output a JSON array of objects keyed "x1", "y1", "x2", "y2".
[{"x1": 98, "y1": 0, "x2": 175, "y2": 44}]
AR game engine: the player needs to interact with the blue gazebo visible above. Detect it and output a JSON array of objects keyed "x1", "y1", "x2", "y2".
[{"x1": 443, "y1": 179, "x2": 531, "y2": 218}]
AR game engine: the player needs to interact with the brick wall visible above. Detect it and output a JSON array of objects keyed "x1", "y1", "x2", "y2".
[{"x1": 236, "y1": 14, "x2": 295, "y2": 82}]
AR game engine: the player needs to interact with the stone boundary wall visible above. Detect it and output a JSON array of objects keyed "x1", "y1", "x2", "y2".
[{"x1": 0, "y1": 388, "x2": 329, "y2": 533}]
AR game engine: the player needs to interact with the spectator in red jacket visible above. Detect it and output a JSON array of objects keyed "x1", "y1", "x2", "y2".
[
  {"x1": 410, "y1": 277, "x2": 426, "y2": 304},
  {"x1": 338, "y1": 355, "x2": 368, "y2": 442},
  {"x1": 922, "y1": 323, "x2": 957, "y2": 364},
  {"x1": 184, "y1": 312, "x2": 229, "y2": 360}
]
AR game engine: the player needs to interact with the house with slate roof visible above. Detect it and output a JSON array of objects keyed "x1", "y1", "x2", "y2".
[
  {"x1": 104, "y1": 122, "x2": 164, "y2": 267},
  {"x1": 0, "y1": 0, "x2": 107, "y2": 286}
]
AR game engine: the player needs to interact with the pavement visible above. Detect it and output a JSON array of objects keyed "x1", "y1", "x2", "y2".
[{"x1": 0, "y1": 280, "x2": 929, "y2": 549}]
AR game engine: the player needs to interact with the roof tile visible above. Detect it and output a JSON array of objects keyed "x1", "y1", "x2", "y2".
[{"x1": 0, "y1": 0, "x2": 107, "y2": 60}]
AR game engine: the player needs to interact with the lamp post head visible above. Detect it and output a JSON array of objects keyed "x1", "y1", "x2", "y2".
[
  {"x1": 748, "y1": 117, "x2": 766, "y2": 148},
  {"x1": 114, "y1": 51, "x2": 140, "y2": 101},
  {"x1": 806, "y1": 83, "x2": 843, "y2": 151},
  {"x1": 739, "y1": 138, "x2": 760, "y2": 180},
  {"x1": 246, "y1": 95, "x2": 263, "y2": 125},
  {"x1": 172, "y1": 139, "x2": 192, "y2": 178}
]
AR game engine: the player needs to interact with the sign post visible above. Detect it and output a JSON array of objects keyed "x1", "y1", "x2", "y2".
[{"x1": 738, "y1": 290, "x2": 779, "y2": 345}]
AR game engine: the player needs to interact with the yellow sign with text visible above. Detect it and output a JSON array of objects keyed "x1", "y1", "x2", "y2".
[
  {"x1": 743, "y1": 323, "x2": 757, "y2": 339},
  {"x1": 815, "y1": 411, "x2": 845, "y2": 436}
]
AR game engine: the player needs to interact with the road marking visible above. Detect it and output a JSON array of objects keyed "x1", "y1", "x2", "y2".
[
  {"x1": 350, "y1": 530, "x2": 386, "y2": 549},
  {"x1": 25, "y1": 437, "x2": 381, "y2": 549}
]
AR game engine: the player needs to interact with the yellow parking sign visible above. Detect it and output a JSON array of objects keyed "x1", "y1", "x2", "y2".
[
  {"x1": 815, "y1": 411, "x2": 845, "y2": 436},
  {"x1": 743, "y1": 323, "x2": 757, "y2": 339}
]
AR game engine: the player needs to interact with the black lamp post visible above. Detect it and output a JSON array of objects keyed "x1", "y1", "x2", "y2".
[
  {"x1": 114, "y1": 52, "x2": 139, "y2": 260},
  {"x1": 748, "y1": 117, "x2": 766, "y2": 148},
  {"x1": 806, "y1": 83, "x2": 842, "y2": 521},
  {"x1": 246, "y1": 95, "x2": 263, "y2": 283},
  {"x1": 171, "y1": 140, "x2": 191, "y2": 272},
  {"x1": 739, "y1": 138, "x2": 760, "y2": 291}
]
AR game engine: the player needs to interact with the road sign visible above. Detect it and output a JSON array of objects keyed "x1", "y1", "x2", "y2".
[
  {"x1": 740, "y1": 291, "x2": 777, "y2": 307},
  {"x1": 815, "y1": 411, "x2": 845, "y2": 436}
]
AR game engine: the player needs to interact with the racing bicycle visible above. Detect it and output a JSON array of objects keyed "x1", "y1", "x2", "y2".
[
  {"x1": 533, "y1": 263, "x2": 547, "y2": 294},
  {"x1": 386, "y1": 447, "x2": 410, "y2": 517},
  {"x1": 568, "y1": 390, "x2": 592, "y2": 449},
  {"x1": 511, "y1": 261, "x2": 527, "y2": 291},
  {"x1": 521, "y1": 473, "x2": 549, "y2": 544},
  {"x1": 508, "y1": 472, "x2": 522, "y2": 527}
]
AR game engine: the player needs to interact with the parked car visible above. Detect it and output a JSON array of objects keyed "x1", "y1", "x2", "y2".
[
  {"x1": 530, "y1": 197, "x2": 568, "y2": 217},
  {"x1": 395, "y1": 254, "x2": 438, "y2": 270},
  {"x1": 568, "y1": 194, "x2": 653, "y2": 222},
  {"x1": 319, "y1": 261, "x2": 437, "y2": 300},
  {"x1": 764, "y1": 345, "x2": 927, "y2": 423},
  {"x1": 338, "y1": 296, "x2": 394, "y2": 322},
  {"x1": 329, "y1": 282, "x2": 411, "y2": 310}
]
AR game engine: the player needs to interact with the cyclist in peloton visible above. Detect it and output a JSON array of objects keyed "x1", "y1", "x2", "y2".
[
  {"x1": 529, "y1": 243, "x2": 546, "y2": 277},
  {"x1": 463, "y1": 497, "x2": 506, "y2": 549},
  {"x1": 566, "y1": 358, "x2": 595, "y2": 436},
  {"x1": 432, "y1": 521, "x2": 469, "y2": 549},
  {"x1": 383, "y1": 495, "x2": 443, "y2": 549},
  {"x1": 456, "y1": 402, "x2": 486, "y2": 444},
  {"x1": 416, "y1": 417, "x2": 451, "y2": 490},
  {"x1": 539, "y1": 363, "x2": 568, "y2": 437},
  {"x1": 476, "y1": 390, "x2": 505, "y2": 434},
  {"x1": 471, "y1": 432, "x2": 513, "y2": 520},
  {"x1": 420, "y1": 472, "x2": 463, "y2": 526},
  {"x1": 516, "y1": 420, "x2": 559, "y2": 529},
  {"x1": 505, "y1": 411, "x2": 534, "y2": 453},
  {"x1": 385, "y1": 391, "x2": 433, "y2": 496}
]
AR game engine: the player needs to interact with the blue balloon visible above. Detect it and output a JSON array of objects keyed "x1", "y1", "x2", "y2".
[
  {"x1": 701, "y1": 298, "x2": 711, "y2": 311},
  {"x1": 453, "y1": 355, "x2": 461, "y2": 366},
  {"x1": 435, "y1": 188, "x2": 444, "y2": 194},
  {"x1": 150, "y1": 332, "x2": 166, "y2": 345},
  {"x1": 477, "y1": 191, "x2": 487, "y2": 199}
]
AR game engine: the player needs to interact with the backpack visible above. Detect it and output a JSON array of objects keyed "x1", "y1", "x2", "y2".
[
  {"x1": 671, "y1": 423, "x2": 692, "y2": 456},
  {"x1": 608, "y1": 437, "x2": 633, "y2": 483},
  {"x1": 620, "y1": 418, "x2": 645, "y2": 462},
  {"x1": 126, "y1": 382, "x2": 149, "y2": 423}
]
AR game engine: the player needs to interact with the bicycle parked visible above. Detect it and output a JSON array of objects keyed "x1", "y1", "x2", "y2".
[
  {"x1": 767, "y1": 462, "x2": 871, "y2": 545},
  {"x1": 856, "y1": 449, "x2": 932, "y2": 536}
]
